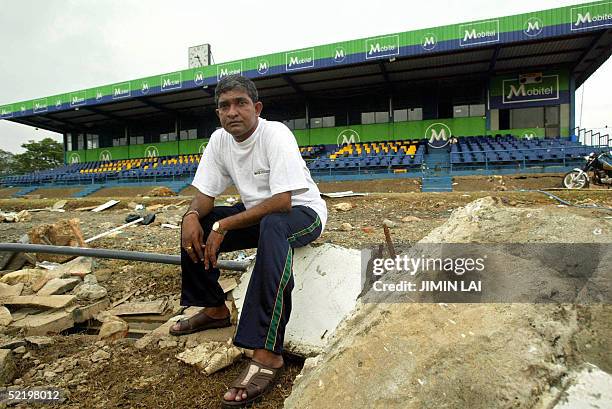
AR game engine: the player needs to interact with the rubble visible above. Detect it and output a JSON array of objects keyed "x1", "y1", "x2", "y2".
[
  {"x1": 0, "y1": 349, "x2": 16, "y2": 385},
  {"x1": 73, "y1": 275, "x2": 108, "y2": 301},
  {"x1": 28, "y1": 218, "x2": 85, "y2": 262},
  {"x1": 332, "y1": 202, "x2": 353, "y2": 212},
  {"x1": 37, "y1": 277, "x2": 81, "y2": 296},
  {"x1": 234, "y1": 244, "x2": 361, "y2": 356},
  {"x1": 0, "y1": 307, "x2": 12, "y2": 326},
  {"x1": 97, "y1": 316, "x2": 129, "y2": 341},
  {"x1": 176, "y1": 339, "x2": 242, "y2": 375},
  {"x1": 148, "y1": 186, "x2": 176, "y2": 197},
  {"x1": 0, "y1": 210, "x2": 31, "y2": 223}
]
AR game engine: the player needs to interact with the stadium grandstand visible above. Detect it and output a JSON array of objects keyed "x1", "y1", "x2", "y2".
[{"x1": 1, "y1": 1, "x2": 611, "y2": 194}]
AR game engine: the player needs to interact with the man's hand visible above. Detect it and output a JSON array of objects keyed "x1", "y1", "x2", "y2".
[
  {"x1": 204, "y1": 229, "x2": 225, "y2": 270},
  {"x1": 181, "y1": 213, "x2": 205, "y2": 263}
]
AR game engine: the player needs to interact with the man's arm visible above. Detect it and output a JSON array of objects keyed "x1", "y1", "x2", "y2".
[
  {"x1": 182, "y1": 191, "x2": 215, "y2": 263},
  {"x1": 203, "y1": 191, "x2": 291, "y2": 269}
]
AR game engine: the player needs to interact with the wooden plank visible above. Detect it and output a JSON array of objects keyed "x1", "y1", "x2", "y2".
[
  {"x1": 219, "y1": 277, "x2": 238, "y2": 294},
  {"x1": 108, "y1": 300, "x2": 168, "y2": 316},
  {"x1": 72, "y1": 298, "x2": 111, "y2": 323},
  {"x1": 10, "y1": 310, "x2": 74, "y2": 336},
  {"x1": 0, "y1": 295, "x2": 76, "y2": 309}
]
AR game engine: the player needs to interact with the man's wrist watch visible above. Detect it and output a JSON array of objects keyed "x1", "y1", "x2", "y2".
[{"x1": 212, "y1": 221, "x2": 227, "y2": 235}]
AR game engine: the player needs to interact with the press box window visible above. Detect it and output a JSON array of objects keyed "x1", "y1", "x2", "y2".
[
  {"x1": 408, "y1": 108, "x2": 422, "y2": 121},
  {"x1": 282, "y1": 120, "x2": 294, "y2": 130},
  {"x1": 294, "y1": 118, "x2": 306, "y2": 130},
  {"x1": 453, "y1": 105, "x2": 469, "y2": 118},
  {"x1": 361, "y1": 112, "x2": 375, "y2": 125},
  {"x1": 394, "y1": 109, "x2": 407, "y2": 122},
  {"x1": 66, "y1": 134, "x2": 73, "y2": 151},
  {"x1": 469, "y1": 104, "x2": 485, "y2": 117},
  {"x1": 130, "y1": 136, "x2": 144, "y2": 145},
  {"x1": 86, "y1": 134, "x2": 99, "y2": 149},
  {"x1": 375, "y1": 112, "x2": 389, "y2": 123},
  {"x1": 310, "y1": 117, "x2": 322, "y2": 129},
  {"x1": 322, "y1": 116, "x2": 335, "y2": 127},
  {"x1": 113, "y1": 136, "x2": 127, "y2": 147}
]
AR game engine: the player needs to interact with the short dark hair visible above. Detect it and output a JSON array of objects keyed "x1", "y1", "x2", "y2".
[{"x1": 214, "y1": 75, "x2": 258, "y2": 106}]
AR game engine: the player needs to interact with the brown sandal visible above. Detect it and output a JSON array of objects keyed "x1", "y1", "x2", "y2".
[
  {"x1": 169, "y1": 309, "x2": 231, "y2": 336},
  {"x1": 222, "y1": 360, "x2": 283, "y2": 408}
]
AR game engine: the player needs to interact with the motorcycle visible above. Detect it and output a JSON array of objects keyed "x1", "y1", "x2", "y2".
[{"x1": 562, "y1": 151, "x2": 612, "y2": 189}]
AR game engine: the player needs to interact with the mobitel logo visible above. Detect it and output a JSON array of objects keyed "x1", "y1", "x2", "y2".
[
  {"x1": 286, "y1": 48, "x2": 314, "y2": 71},
  {"x1": 33, "y1": 98, "x2": 48, "y2": 114},
  {"x1": 69, "y1": 153, "x2": 81, "y2": 164},
  {"x1": 161, "y1": 73, "x2": 182, "y2": 92},
  {"x1": 571, "y1": 3, "x2": 612, "y2": 31},
  {"x1": 194, "y1": 71, "x2": 205, "y2": 85},
  {"x1": 112, "y1": 82, "x2": 131, "y2": 99},
  {"x1": 502, "y1": 75, "x2": 559, "y2": 104},
  {"x1": 257, "y1": 60, "x2": 269, "y2": 75},
  {"x1": 144, "y1": 146, "x2": 160, "y2": 158},
  {"x1": 337, "y1": 129, "x2": 360, "y2": 147},
  {"x1": 524, "y1": 17, "x2": 544, "y2": 37},
  {"x1": 70, "y1": 91, "x2": 86, "y2": 107},
  {"x1": 0, "y1": 105, "x2": 13, "y2": 118},
  {"x1": 422, "y1": 33, "x2": 437, "y2": 51},
  {"x1": 99, "y1": 150, "x2": 112, "y2": 162},
  {"x1": 365, "y1": 35, "x2": 400, "y2": 59},
  {"x1": 333, "y1": 47, "x2": 346, "y2": 63},
  {"x1": 459, "y1": 20, "x2": 500, "y2": 47},
  {"x1": 425, "y1": 123, "x2": 452, "y2": 149},
  {"x1": 217, "y1": 61, "x2": 242, "y2": 81}
]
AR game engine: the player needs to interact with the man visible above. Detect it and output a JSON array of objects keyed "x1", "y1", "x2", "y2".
[{"x1": 171, "y1": 74, "x2": 327, "y2": 407}]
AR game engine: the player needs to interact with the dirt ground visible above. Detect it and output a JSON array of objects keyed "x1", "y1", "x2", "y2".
[{"x1": 0, "y1": 175, "x2": 610, "y2": 408}]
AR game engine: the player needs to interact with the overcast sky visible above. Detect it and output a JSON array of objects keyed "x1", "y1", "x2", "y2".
[{"x1": 0, "y1": 0, "x2": 609, "y2": 153}]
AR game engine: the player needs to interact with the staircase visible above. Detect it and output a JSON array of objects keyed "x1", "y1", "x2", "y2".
[
  {"x1": 73, "y1": 184, "x2": 105, "y2": 197},
  {"x1": 421, "y1": 146, "x2": 453, "y2": 192},
  {"x1": 164, "y1": 180, "x2": 191, "y2": 195},
  {"x1": 13, "y1": 186, "x2": 39, "y2": 197}
]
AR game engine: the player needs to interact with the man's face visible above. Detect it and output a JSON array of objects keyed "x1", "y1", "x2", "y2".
[{"x1": 216, "y1": 89, "x2": 263, "y2": 139}]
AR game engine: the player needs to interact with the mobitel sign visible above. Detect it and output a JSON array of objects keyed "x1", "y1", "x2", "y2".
[
  {"x1": 459, "y1": 20, "x2": 500, "y2": 47},
  {"x1": 571, "y1": 2, "x2": 612, "y2": 31},
  {"x1": 502, "y1": 75, "x2": 559, "y2": 104}
]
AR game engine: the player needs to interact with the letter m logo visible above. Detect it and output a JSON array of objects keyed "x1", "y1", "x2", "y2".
[{"x1": 575, "y1": 12, "x2": 592, "y2": 26}]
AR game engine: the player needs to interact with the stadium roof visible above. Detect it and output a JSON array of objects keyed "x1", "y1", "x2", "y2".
[{"x1": 1, "y1": 1, "x2": 611, "y2": 133}]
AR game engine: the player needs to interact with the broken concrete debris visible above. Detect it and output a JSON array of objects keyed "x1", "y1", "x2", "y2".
[{"x1": 176, "y1": 338, "x2": 243, "y2": 375}]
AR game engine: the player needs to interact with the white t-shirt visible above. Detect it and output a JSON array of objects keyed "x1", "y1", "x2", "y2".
[{"x1": 192, "y1": 118, "x2": 327, "y2": 230}]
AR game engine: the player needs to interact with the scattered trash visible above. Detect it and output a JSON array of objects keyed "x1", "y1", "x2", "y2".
[
  {"x1": 0, "y1": 210, "x2": 31, "y2": 223},
  {"x1": 321, "y1": 191, "x2": 366, "y2": 198},
  {"x1": 84, "y1": 214, "x2": 156, "y2": 243},
  {"x1": 402, "y1": 215, "x2": 421, "y2": 223},
  {"x1": 361, "y1": 227, "x2": 374, "y2": 234},
  {"x1": 340, "y1": 223, "x2": 353, "y2": 231},
  {"x1": 91, "y1": 200, "x2": 120, "y2": 213},
  {"x1": 332, "y1": 202, "x2": 353, "y2": 212},
  {"x1": 592, "y1": 228, "x2": 602, "y2": 235},
  {"x1": 382, "y1": 219, "x2": 397, "y2": 228},
  {"x1": 161, "y1": 223, "x2": 180, "y2": 229}
]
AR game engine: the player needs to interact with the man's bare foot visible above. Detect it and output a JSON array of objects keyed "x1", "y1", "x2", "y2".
[
  {"x1": 223, "y1": 349, "x2": 284, "y2": 403},
  {"x1": 169, "y1": 305, "x2": 230, "y2": 333}
]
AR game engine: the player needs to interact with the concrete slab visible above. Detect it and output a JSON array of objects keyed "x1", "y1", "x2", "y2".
[
  {"x1": 233, "y1": 244, "x2": 362, "y2": 356},
  {"x1": 553, "y1": 364, "x2": 612, "y2": 409}
]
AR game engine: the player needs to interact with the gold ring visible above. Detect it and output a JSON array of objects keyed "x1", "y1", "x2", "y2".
[{"x1": 185, "y1": 246, "x2": 192, "y2": 251}]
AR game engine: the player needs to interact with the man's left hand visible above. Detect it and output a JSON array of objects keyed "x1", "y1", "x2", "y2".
[{"x1": 204, "y1": 230, "x2": 225, "y2": 270}]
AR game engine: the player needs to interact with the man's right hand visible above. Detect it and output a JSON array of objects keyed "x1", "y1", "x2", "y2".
[{"x1": 181, "y1": 213, "x2": 205, "y2": 263}]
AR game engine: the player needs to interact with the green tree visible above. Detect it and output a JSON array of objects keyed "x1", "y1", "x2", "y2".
[
  {"x1": 14, "y1": 138, "x2": 63, "y2": 174},
  {"x1": 0, "y1": 148, "x2": 16, "y2": 176}
]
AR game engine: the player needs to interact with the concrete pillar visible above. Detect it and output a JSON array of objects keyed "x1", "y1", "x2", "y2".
[{"x1": 490, "y1": 109, "x2": 499, "y2": 131}]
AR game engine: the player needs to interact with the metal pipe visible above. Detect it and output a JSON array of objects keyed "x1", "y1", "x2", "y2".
[{"x1": 0, "y1": 243, "x2": 250, "y2": 271}]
